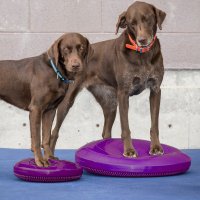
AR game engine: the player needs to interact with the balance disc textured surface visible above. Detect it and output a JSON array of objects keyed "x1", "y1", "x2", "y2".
[
  {"x1": 14, "y1": 158, "x2": 83, "y2": 182},
  {"x1": 75, "y1": 139, "x2": 191, "y2": 177}
]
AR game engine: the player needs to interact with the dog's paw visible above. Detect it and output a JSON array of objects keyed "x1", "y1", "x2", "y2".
[
  {"x1": 43, "y1": 160, "x2": 50, "y2": 167},
  {"x1": 123, "y1": 148, "x2": 138, "y2": 158},
  {"x1": 35, "y1": 158, "x2": 49, "y2": 167},
  {"x1": 49, "y1": 155, "x2": 59, "y2": 160},
  {"x1": 149, "y1": 145, "x2": 164, "y2": 156}
]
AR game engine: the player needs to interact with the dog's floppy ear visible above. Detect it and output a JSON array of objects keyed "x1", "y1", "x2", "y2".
[
  {"x1": 85, "y1": 37, "x2": 94, "y2": 63},
  {"x1": 48, "y1": 37, "x2": 62, "y2": 66},
  {"x1": 115, "y1": 11, "x2": 127, "y2": 34},
  {"x1": 154, "y1": 6, "x2": 166, "y2": 30}
]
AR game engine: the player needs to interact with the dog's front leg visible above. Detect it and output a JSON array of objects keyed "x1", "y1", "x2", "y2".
[
  {"x1": 149, "y1": 89, "x2": 164, "y2": 155},
  {"x1": 50, "y1": 81, "x2": 82, "y2": 155},
  {"x1": 29, "y1": 107, "x2": 48, "y2": 167},
  {"x1": 118, "y1": 90, "x2": 138, "y2": 157},
  {"x1": 42, "y1": 109, "x2": 57, "y2": 160}
]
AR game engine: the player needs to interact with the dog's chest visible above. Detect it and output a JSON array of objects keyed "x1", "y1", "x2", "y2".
[
  {"x1": 124, "y1": 64, "x2": 162, "y2": 96},
  {"x1": 46, "y1": 85, "x2": 67, "y2": 110}
]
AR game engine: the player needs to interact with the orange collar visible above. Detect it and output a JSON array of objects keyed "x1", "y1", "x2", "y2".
[{"x1": 126, "y1": 34, "x2": 157, "y2": 53}]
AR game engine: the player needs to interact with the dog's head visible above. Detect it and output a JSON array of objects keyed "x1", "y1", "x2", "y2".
[
  {"x1": 48, "y1": 33, "x2": 92, "y2": 74},
  {"x1": 116, "y1": 1, "x2": 166, "y2": 47}
]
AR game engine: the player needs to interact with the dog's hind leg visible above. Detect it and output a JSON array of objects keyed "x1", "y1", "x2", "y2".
[{"x1": 88, "y1": 85, "x2": 117, "y2": 139}]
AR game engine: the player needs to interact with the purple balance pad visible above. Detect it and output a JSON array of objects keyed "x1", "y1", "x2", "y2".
[
  {"x1": 75, "y1": 139, "x2": 191, "y2": 177},
  {"x1": 14, "y1": 158, "x2": 83, "y2": 182}
]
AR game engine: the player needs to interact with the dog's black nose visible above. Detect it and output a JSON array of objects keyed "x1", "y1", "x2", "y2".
[
  {"x1": 72, "y1": 63, "x2": 80, "y2": 69},
  {"x1": 138, "y1": 37, "x2": 148, "y2": 45}
]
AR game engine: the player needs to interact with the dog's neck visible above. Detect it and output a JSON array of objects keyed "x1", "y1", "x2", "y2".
[
  {"x1": 43, "y1": 53, "x2": 73, "y2": 84},
  {"x1": 117, "y1": 30, "x2": 159, "y2": 60},
  {"x1": 126, "y1": 34, "x2": 157, "y2": 54}
]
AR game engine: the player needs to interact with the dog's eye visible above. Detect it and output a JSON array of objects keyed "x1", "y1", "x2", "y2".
[
  {"x1": 131, "y1": 20, "x2": 137, "y2": 26},
  {"x1": 141, "y1": 16, "x2": 147, "y2": 22},
  {"x1": 79, "y1": 45, "x2": 84, "y2": 51},
  {"x1": 63, "y1": 48, "x2": 69, "y2": 54},
  {"x1": 145, "y1": 15, "x2": 154, "y2": 24},
  {"x1": 63, "y1": 46, "x2": 72, "y2": 54},
  {"x1": 76, "y1": 44, "x2": 84, "y2": 52}
]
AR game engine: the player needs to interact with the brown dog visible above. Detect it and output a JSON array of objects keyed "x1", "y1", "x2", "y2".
[
  {"x1": 50, "y1": 1, "x2": 166, "y2": 158},
  {"x1": 0, "y1": 33, "x2": 91, "y2": 166}
]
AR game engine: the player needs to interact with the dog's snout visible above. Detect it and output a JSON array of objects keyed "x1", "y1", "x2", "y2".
[
  {"x1": 68, "y1": 57, "x2": 82, "y2": 72},
  {"x1": 72, "y1": 63, "x2": 80, "y2": 70},
  {"x1": 137, "y1": 37, "x2": 148, "y2": 45}
]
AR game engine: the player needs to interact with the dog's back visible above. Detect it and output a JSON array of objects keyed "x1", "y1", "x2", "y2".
[
  {"x1": 0, "y1": 56, "x2": 40, "y2": 110},
  {"x1": 85, "y1": 39, "x2": 118, "y2": 87}
]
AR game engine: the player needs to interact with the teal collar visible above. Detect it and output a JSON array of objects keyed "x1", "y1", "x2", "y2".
[{"x1": 49, "y1": 59, "x2": 73, "y2": 84}]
